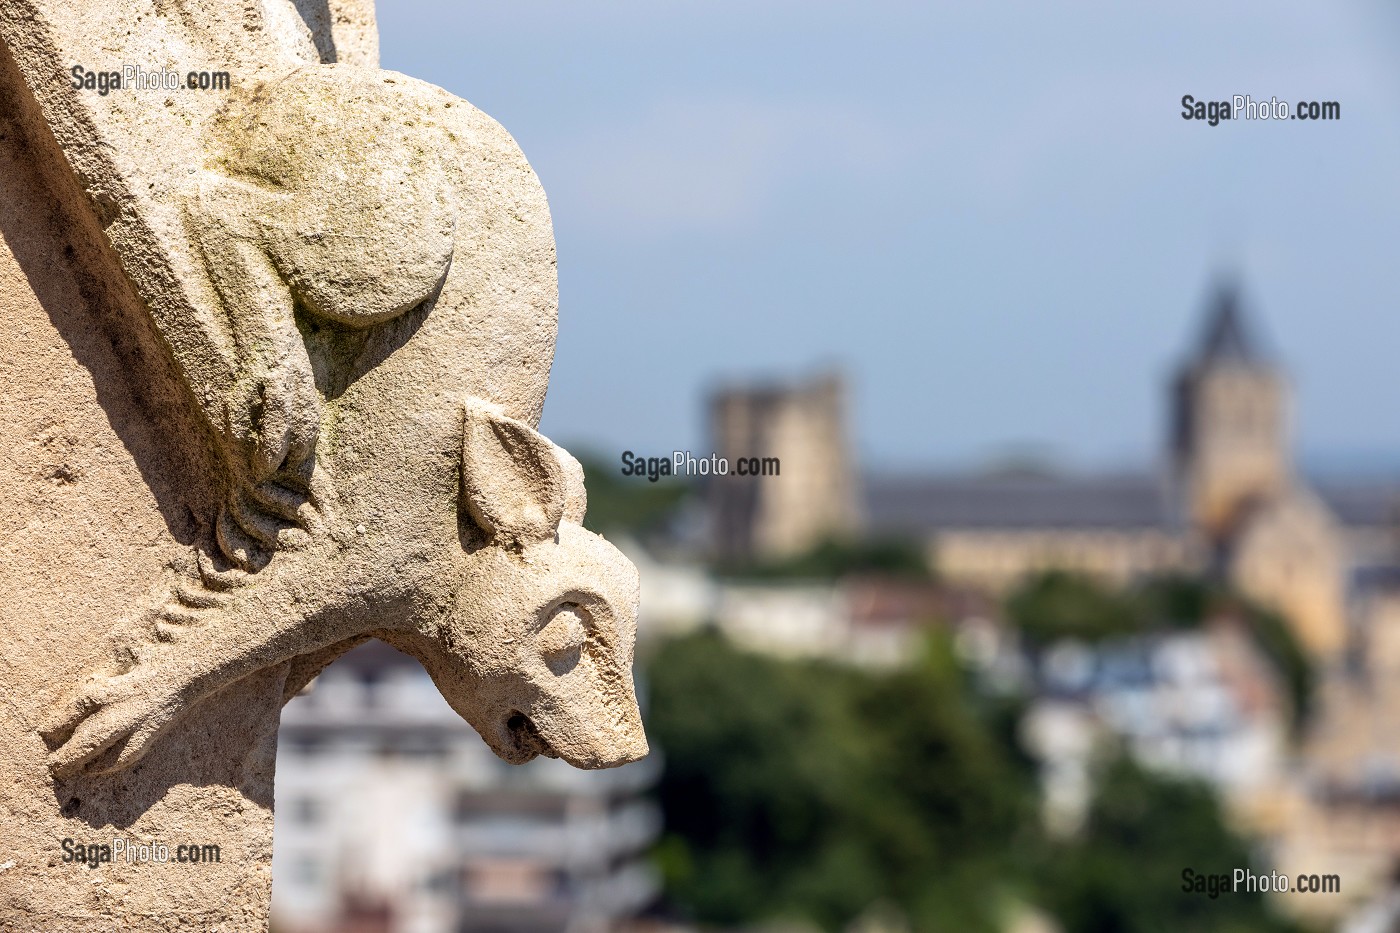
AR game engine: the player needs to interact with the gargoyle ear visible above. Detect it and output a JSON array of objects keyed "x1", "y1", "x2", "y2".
[
  {"x1": 548, "y1": 440, "x2": 588, "y2": 526},
  {"x1": 461, "y1": 398, "x2": 568, "y2": 547}
]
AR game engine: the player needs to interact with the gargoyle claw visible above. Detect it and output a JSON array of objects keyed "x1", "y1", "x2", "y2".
[{"x1": 41, "y1": 669, "x2": 179, "y2": 779}]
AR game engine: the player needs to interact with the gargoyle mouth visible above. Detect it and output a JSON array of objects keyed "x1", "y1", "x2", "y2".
[{"x1": 504, "y1": 712, "x2": 559, "y2": 762}]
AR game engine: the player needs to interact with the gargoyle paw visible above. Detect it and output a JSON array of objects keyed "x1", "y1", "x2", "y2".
[
  {"x1": 41, "y1": 671, "x2": 179, "y2": 779},
  {"x1": 218, "y1": 481, "x2": 314, "y2": 565}
]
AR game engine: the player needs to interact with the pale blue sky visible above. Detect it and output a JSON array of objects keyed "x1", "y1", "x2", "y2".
[{"x1": 378, "y1": 1, "x2": 1400, "y2": 473}]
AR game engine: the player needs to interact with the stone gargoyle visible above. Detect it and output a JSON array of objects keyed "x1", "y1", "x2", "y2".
[{"x1": 39, "y1": 65, "x2": 648, "y2": 778}]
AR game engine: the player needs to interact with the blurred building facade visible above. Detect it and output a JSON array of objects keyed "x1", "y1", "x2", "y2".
[
  {"x1": 272, "y1": 641, "x2": 660, "y2": 933},
  {"x1": 697, "y1": 281, "x2": 1400, "y2": 926},
  {"x1": 708, "y1": 371, "x2": 861, "y2": 560},
  {"x1": 713, "y1": 284, "x2": 1400, "y2": 666},
  {"x1": 1018, "y1": 624, "x2": 1289, "y2": 836}
]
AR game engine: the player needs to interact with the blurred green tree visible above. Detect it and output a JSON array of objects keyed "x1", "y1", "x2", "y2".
[
  {"x1": 717, "y1": 536, "x2": 932, "y2": 582},
  {"x1": 644, "y1": 631, "x2": 1308, "y2": 933},
  {"x1": 1037, "y1": 756, "x2": 1306, "y2": 933},
  {"x1": 645, "y1": 630, "x2": 1033, "y2": 931},
  {"x1": 1005, "y1": 571, "x2": 1138, "y2": 646}
]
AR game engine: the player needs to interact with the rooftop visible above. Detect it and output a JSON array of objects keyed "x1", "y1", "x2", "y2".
[
  {"x1": 864, "y1": 472, "x2": 1180, "y2": 533},
  {"x1": 864, "y1": 472, "x2": 1400, "y2": 534},
  {"x1": 1192, "y1": 281, "x2": 1269, "y2": 366}
]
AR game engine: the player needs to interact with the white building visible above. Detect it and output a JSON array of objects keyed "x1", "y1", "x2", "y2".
[
  {"x1": 272, "y1": 641, "x2": 660, "y2": 933},
  {"x1": 1019, "y1": 627, "x2": 1288, "y2": 834}
]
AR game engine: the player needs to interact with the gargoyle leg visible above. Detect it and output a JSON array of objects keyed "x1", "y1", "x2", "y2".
[{"x1": 41, "y1": 545, "x2": 371, "y2": 778}]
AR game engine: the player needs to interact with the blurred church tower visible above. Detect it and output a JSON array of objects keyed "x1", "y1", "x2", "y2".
[
  {"x1": 1171, "y1": 281, "x2": 1346, "y2": 660},
  {"x1": 1171, "y1": 282, "x2": 1290, "y2": 541},
  {"x1": 708, "y1": 371, "x2": 861, "y2": 561}
]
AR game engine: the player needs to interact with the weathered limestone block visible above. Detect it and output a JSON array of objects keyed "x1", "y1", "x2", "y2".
[{"x1": 0, "y1": 2, "x2": 645, "y2": 927}]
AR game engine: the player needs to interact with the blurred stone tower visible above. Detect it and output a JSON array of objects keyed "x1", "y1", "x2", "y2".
[
  {"x1": 1171, "y1": 283, "x2": 1290, "y2": 541},
  {"x1": 708, "y1": 371, "x2": 861, "y2": 561},
  {"x1": 1171, "y1": 283, "x2": 1346, "y2": 659}
]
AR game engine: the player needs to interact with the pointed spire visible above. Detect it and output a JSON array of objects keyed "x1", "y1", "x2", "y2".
[{"x1": 1196, "y1": 280, "x2": 1264, "y2": 364}]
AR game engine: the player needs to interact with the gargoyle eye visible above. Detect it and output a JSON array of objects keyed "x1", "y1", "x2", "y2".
[{"x1": 536, "y1": 603, "x2": 588, "y2": 675}]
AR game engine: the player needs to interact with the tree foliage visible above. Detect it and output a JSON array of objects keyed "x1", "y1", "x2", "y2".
[
  {"x1": 718, "y1": 536, "x2": 932, "y2": 582},
  {"x1": 1036, "y1": 757, "x2": 1306, "y2": 933},
  {"x1": 645, "y1": 631, "x2": 1033, "y2": 931},
  {"x1": 1005, "y1": 570, "x2": 1137, "y2": 646},
  {"x1": 642, "y1": 632, "x2": 1303, "y2": 932}
]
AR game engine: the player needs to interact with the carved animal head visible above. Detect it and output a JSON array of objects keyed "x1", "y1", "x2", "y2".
[{"x1": 409, "y1": 399, "x2": 648, "y2": 769}]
